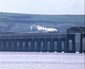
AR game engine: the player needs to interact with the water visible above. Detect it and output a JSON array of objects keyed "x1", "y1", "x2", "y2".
[{"x1": 0, "y1": 52, "x2": 84, "y2": 69}]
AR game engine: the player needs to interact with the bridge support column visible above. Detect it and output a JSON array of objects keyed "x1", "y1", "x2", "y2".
[
  {"x1": 13, "y1": 39, "x2": 18, "y2": 51},
  {"x1": 2, "y1": 40, "x2": 6, "y2": 51},
  {"x1": 39, "y1": 38, "x2": 47, "y2": 52},
  {"x1": 80, "y1": 34, "x2": 85, "y2": 53},
  {"x1": 53, "y1": 38, "x2": 60, "y2": 52},
  {"x1": 21, "y1": 39, "x2": 29, "y2": 51},
  {"x1": 27, "y1": 38, "x2": 34, "y2": 52},
  {"x1": 65, "y1": 34, "x2": 76, "y2": 53},
  {"x1": 46, "y1": 38, "x2": 54, "y2": 52},
  {"x1": 0, "y1": 40, "x2": 3, "y2": 51},
  {"x1": 33, "y1": 38, "x2": 40, "y2": 52},
  {"x1": 60, "y1": 38, "x2": 66, "y2": 52},
  {"x1": 7, "y1": 40, "x2": 12, "y2": 51}
]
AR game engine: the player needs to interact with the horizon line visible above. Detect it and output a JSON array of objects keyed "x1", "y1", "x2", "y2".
[{"x1": 0, "y1": 11, "x2": 85, "y2": 16}]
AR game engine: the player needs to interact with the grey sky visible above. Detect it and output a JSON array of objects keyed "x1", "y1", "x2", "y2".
[{"x1": 0, "y1": 0, "x2": 84, "y2": 15}]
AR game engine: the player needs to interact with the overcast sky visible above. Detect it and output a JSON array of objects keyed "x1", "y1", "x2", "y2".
[{"x1": 0, "y1": 0, "x2": 84, "y2": 15}]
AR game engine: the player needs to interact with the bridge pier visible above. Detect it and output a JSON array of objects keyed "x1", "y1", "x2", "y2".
[
  {"x1": 0, "y1": 39, "x2": 4, "y2": 51},
  {"x1": 13, "y1": 39, "x2": 18, "y2": 51},
  {"x1": 65, "y1": 34, "x2": 76, "y2": 53},
  {"x1": 80, "y1": 34, "x2": 85, "y2": 53},
  {"x1": 53, "y1": 38, "x2": 60, "y2": 52},
  {"x1": 18, "y1": 39, "x2": 27, "y2": 51},
  {"x1": 46, "y1": 38, "x2": 53, "y2": 52},
  {"x1": 7, "y1": 40, "x2": 13, "y2": 51},
  {"x1": 2, "y1": 40, "x2": 6, "y2": 51},
  {"x1": 60, "y1": 38, "x2": 66, "y2": 52},
  {"x1": 27, "y1": 38, "x2": 33, "y2": 52},
  {"x1": 39, "y1": 38, "x2": 47, "y2": 52},
  {"x1": 15, "y1": 39, "x2": 21, "y2": 51},
  {"x1": 33, "y1": 38, "x2": 40, "y2": 52}
]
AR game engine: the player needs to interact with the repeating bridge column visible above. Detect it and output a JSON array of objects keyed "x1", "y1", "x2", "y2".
[
  {"x1": 8, "y1": 39, "x2": 14, "y2": 51},
  {"x1": 65, "y1": 34, "x2": 76, "y2": 53},
  {"x1": 0, "y1": 39, "x2": 6, "y2": 51},
  {"x1": 0, "y1": 39, "x2": 15, "y2": 51},
  {"x1": 14, "y1": 39, "x2": 31, "y2": 52},
  {"x1": 13, "y1": 39, "x2": 19, "y2": 51},
  {"x1": 33, "y1": 38, "x2": 40, "y2": 52},
  {"x1": 53, "y1": 38, "x2": 60, "y2": 52},
  {"x1": 80, "y1": 34, "x2": 85, "y2": 53},
  {"x1": 6, "y1": 39, "x2": 13, "y2": 51},
  {"x1": 46, "y1": 38, "x2": 54, "y2": 52},
  {"x1": 27, "y1": 38, "x2": 33, "y2": 52},
  {"x1": 10, "y1": 40, "x2": 16, "y2": 51},
  {"x1": 60, "y1": 38, "x2": 66, "y2": 52},
  {"x1": 39, "y1": 38, "x2": 47, "y2": 52},
  {"x1": 19, "y1": 39, "x2": 28, "y2": 51}
]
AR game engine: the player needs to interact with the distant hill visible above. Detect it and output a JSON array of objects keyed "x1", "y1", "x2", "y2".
[{"x1": 0, "y1": 12, "x2": 85, "y2": 33}]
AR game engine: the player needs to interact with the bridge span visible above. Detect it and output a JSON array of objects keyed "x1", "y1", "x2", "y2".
[{"x1": 0, "y1": 33, "x2": 85, "y2": 53}]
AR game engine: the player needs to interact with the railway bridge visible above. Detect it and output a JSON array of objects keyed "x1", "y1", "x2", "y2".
[{"x1": 0, "y1": 33, "x2": 85, "y2": 53}]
